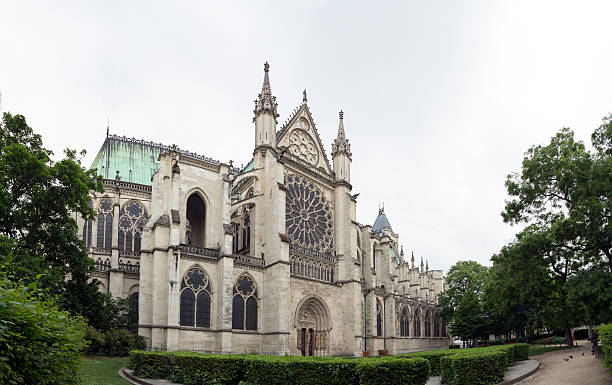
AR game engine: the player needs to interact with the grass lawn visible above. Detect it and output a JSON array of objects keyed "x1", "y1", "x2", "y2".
[
  {"x1": 81, "y1": 357, "x2": 129, "y2": 385},
  {"x1": 528, "y1": 344, "x2": 580, "y2": 356}
]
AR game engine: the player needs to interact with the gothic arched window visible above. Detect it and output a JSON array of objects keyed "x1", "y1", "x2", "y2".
[
  {"x1": 179, "y1": 267, "x2": 211, "y2": 328},
  {"x1": 96, "y1": 198, "x2": 113, "y2": 249},
  {"x1": 433, "y1": 316, "x2": 440, "y2": 337},
  {"x1": 128, "y1": 292, "x2": 139, "y2": 332},
  {"x1": 118, "y1": 200, "x2": 149, "y2": 252},
  {"x1": 376, "y1": 300, "x2": 383, "y2": 337},
  {"x1": 186, "y1": 194, "x2": 206, "y2": 247},
  {"x1": 232, "y1": 275, "x2": 258, "y2": 330},
  {"x1": 82, "y1": 200, "x2": 93, "y2": 247},
  {"x1": 231, "y1": 204, "x2": 252, "y2": 255},
  {"x1": 425, "y1": 311, "x2": 431, "y2": 337},
  {"x1": 399, "y1": 307, "x2": 410, "y2": 337},
  {"x1": 413, "y1": 311, "x2": 421, "y2": 337}
]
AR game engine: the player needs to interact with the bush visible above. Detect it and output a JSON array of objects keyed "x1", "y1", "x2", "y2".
[
  {"x1": 85, "y1": 326, "x2": 146, "y2": 356},
  {"x1": 0, "y1": 279, "x2": 87, "y2": 385},
  {"x1": 397, "y1": 350, "x2": 457, "y2": 375},
  {"x1": 512, "y1": 343, "x2": 529, "y2": 360},
  {"x1": 129, "y1": 351, "x2": 431, "y2": 385},
  {"x1": 449, "y1": 344, "x2": 460, "y2": 349},
  {"x1": 596, "y1": 323, "x2": 612, "y2": 373},
  {"x1": 440, "y1": 351, "x2": 506, "y2": 385},
  {"x1": 573, "y1": 328, "x2": 589, "y2": 340},
  {"x1": 354, "y1": 357, "x2": 429, "y2": 385}
]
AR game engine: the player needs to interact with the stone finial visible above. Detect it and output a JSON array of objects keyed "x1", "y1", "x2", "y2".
[
  {"x1": 332, "y1": 109, "x2": 351, "y2": 158},
  {"x1": 339, "y1": 110, "x2": 344, "y2": 120},
  {"x1": 411, "y1": 251, "x2": 415, "y2": 269},
  {"x1": 303, "y1": 89, "x2": 308, "y2": 104},
  {"x1": 420, "y1": 256, "x2": 424, "y2": 273},
  {"x1": 426, "y1": 260, "x2": 429, "y2": 271},
  {"x1": 400, "y1": 245, "x2": 404, "y2": 257},
  {"x1": 253, "y1": 61, "x2": 279, "y2": 122}
]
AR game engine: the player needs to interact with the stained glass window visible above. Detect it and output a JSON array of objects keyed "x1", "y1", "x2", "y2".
[
  {"x1": 285, "y1": 174, "x2": 333, "y2": 255},
  {"x1": 118, "y1": 200, "x2": 149, "y2": 252},
  {"x1": 179, "y1": 267, "x2": 211, "y2": 327},
  {"x1": 232, "y1": 275, "x2": 257, "y2": 330},
  {"x1": 96, "y1": 198, "x2": 113, "y2": 249}
]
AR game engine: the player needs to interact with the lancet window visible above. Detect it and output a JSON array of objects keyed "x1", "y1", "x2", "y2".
[
  {"x1": 424, "y1": 311, "x2": 432, "y2": 337},
  {"x1": 376, "y1": 300, "x2": 383, "y2": 337},
  {"x1": 128, "y1": 292, "x2": 139, "y2": 332},
  {"x1": 96, "y1": 198, "x2": 113, "y2": 249},
  {"x1": 399, "y1": 306, "x2": 410, "y2": 337},
  {"x1": 179, "y1": 267, "x2": 211, "y2": 328},
  {"x1": 413, "y1": 311, "x2": 421, "y2": 337},
  {"x1": 82, "y1": 200, "x2": 93, "y2": 247},
  {"x1": 118, "y1": 200, "x2": 149, "y2": 252},
  {"x1": 232, "y1": 274, "x2": 258, "y2": 331},
  {"x1": 433, "y1": 316, "x2": 441, "y2": 337},
  {"x1": 290, "y1": 254, "x2": 334, "y2": 283}
]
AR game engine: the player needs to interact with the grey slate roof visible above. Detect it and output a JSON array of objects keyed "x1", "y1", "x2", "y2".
[{"x1": 371, "y1": 208, "x2": 393, "y2": 233}]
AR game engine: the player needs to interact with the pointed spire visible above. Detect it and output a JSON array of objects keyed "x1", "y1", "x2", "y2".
[
  {"x1": 420, "y1": 256, "x2": 424, "y2": 273},
  {"x1": 400, "y1": 246, "x2": 404, "y2": 257},
  {"x1": 411, "y1": 251, "x2": 415, "y2": 269},
  {"x1": 426, "y1": 260, "x2": 429, "y2": 271},
  {"x1": 332, "y1": 110, "x2": 351, "y2": 158},
  {"x1": 253, "y1": 61, "x2": 279, "y2": 122},
  {"x1": 303, "y1": 89, "x2": 308, "y2": 104}
]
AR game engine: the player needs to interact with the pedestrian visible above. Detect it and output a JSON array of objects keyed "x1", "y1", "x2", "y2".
[{"x1": 590, "y1": 330, "x2": 598, "y2": 355}]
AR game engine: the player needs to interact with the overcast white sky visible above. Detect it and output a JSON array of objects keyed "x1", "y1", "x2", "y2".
[{"x1": 2, "y1": 1, "x2": 612, "y2": 273}]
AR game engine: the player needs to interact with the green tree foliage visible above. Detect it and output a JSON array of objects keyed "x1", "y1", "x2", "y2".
[
  {"x1": 438, "y1": 261, "x2": 490, "y2": 344},
  {"x1": 496, "y1": 115, "x2": 612, "y2": 344},
  {"x1": 0, "y1": 275, "x2": 87, "y2": 385},
  {"x1": 0, "y1": 112, "x2": 109, "y2": 326}
]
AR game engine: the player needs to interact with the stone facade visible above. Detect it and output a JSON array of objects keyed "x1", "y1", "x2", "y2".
[{"x1": 79, "y1": 63, "x2": 450, "y2": 356}]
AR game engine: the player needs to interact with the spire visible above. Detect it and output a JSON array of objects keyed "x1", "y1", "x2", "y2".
[
  {"x1": 411, "y1": 252, "x2": 415, "y2": 269},
  {"x1": 400, "y1": 246, "x2": 404, "y2": 257},
  {"x1": 253, "y1": 62, "x2": 279, "y2": 122},
  {"x1": 420, "y1": 256, "x2": 424, "y2": 273},
  {"x1": 371, "y1": 205, "x2": 393, "y2": 233},
  {"x1": 106, "y1": 116, "x2": 110, "y2": 138},
  {"x1": 426, "y1": 260, "x2": 429, "y2": 271},
  {"x1": 302, "y1": 89, "x2": 308, "y2": 104},
  {"x1": 331, "y1": 110, "x2": 351, "y2": 158}
]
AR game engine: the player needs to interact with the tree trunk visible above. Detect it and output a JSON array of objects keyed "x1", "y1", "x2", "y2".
[{"x1": 565, "y1": 327, "x2": 574, "y2": 346}]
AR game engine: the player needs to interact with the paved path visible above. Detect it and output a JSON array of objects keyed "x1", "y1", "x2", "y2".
[
  {"x1": 515, "y1": 344, "x2": 611, "y2": 385},
  {"x1": 426, "y1": 359, "x2": 539, "y2": 385}
]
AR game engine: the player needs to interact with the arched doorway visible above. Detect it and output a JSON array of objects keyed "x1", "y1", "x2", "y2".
[{"x1": 295, "y1": 296, "x2": 331, "y2": 356}]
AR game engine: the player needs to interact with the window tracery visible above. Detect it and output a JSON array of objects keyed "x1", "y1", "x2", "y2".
[
  {"x1": 288, "y1": 129, "x2": 318, "y2": 165},
  {"x1": 399, "y1": 306, "x2": 410, "y2": 337},
  {"x1": 424, "y1": 311, "x2": 432, "y2": 337},
  {"x1": 179, "y1": 267, "x2": 211, "y2": 328},
  {"x1": 231, "y1": 204, "x2": 252, "y2": 255},
  {"x1": 96, "y1": 198, "x2": 113, "y2": 249},
  {"x1": 290, "y1": 255, "x2": 334, "y2": 283},
  {"x1": 376, "y1": 300, "x2": 383, "y2": 337},
  {"x1": 232, "y1": 274, "x2": 257, "y2": 330},
  {"x1": 285, "y1": 174, "x2": 333, "y2": 255},
  {"x1": 82, "y1": 200, "x2": 93, "y2": 247},
  {"x1": 413, "y1": 310, "x2": 421, "y2": 337},
  {"x1": 118, "y1": 200, "x2": 149, "y2": 252}
]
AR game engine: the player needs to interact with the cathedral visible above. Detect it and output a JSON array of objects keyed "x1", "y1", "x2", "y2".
[{"x1": 81, "y1": 63, "x2": 449, "y2": 356}]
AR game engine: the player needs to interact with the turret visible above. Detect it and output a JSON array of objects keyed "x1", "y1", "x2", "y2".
[
  {"x1": 332, "y1": 110, "x2": 351, "y2": 183},
  {"x1": 253, "y1": 62, "x2": 279, "y2": 150}
]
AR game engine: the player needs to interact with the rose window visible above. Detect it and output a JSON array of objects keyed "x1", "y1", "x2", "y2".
[
  {"x1": 288, "y1": 129, "x2": 318, "y2": 165},
  {"x1": 285, "y1": 174, "x2": 333, "y2": 255}
]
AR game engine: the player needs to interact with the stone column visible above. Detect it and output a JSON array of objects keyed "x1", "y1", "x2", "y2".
[{"x1": 109, "y1": 191, "x2": 123, "y2": 298}]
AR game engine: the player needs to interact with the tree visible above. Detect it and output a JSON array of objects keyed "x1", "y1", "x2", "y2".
[
  {"x1": 500, "y1": 116, "x2": 612, "y2": 344},
  {"x1": 0, "y1": 112, "x2": 106, "y2": 325},
  {"x1": 438, "y1": 261, "x2": 490, "y2": 345}
]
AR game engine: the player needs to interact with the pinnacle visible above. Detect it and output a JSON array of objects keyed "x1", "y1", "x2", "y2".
[{"x1": 253, "y1": 62, "x2": 279, "y2": 122}]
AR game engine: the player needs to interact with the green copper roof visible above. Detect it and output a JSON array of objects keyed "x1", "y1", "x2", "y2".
[
  {"x1": 90, "y1": 136, "x2": 161, "y2": 185},
  {"x1": 90, "y1": 135, "x2": 223, "y2": 186}
]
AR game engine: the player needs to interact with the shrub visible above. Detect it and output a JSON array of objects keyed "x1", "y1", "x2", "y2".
[
  {"x1": 129, "y1": 351, "x2": 431, "y2": 385},
  {"x1": 596, "y1": 323, "x2": 612, "y2": 373},
  {"x1": 449, "y1": 344, "x2": 460, "y2": 349},
  {"x1": 573, "y1": 328, "x2": 589, "y2": 340},
  {"x1": 440, "y1": 351, "x2": 506, "y2": 385},
  {"x1": 85, "y1": 327, "x2": 146, "y2": 356},
  {"x1": 0, "y1": 279, "x2": 87, "y2": 385},
  {"x1": 512, "y1": 343, "x2": 529, "y2": 361},
  {"x1": 397, "y1": 350, "x2": 457, "y2": 375},
  {"x1": 354, "y1": 357, "x2": 429, "y2": 385}
]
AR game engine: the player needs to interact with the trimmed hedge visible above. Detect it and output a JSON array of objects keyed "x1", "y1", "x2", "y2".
[
  {"x1": 129, "y1": 351, "x2": 431, "y2": 385},
  {"x1": 596, "y1": 323, "x2": 612, "y2": 373},
  {"x1": 440, "y1": 351, "x2": 506, "y2": 385},
  {"x1": 397, "y1": 350, "x2": 457, "y2": 375}
]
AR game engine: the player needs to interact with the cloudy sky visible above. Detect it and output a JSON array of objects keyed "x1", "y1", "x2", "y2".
[{"x1": 2, "y1": 1, "x2": 612, "y2": 272}]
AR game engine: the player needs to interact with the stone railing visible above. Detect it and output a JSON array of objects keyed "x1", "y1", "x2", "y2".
[
  {"x1": 233, "y1": 254, "x2": 265, "y2": 269},
  {"x1": 119, "y1": 250, "x2": 141, "y2": 258},
  {"x1": 91, "y1": 247, "x2": 111, "y2": 255},
  {"x1": 178, "y1": 244, "x2": 220, "y2": 259},
  {"x1": 119, "y1": 261, "x2": 140, "y2": 273},
  {"x1": 95, "y1": 258, "x2": 111, "y2": 272}
]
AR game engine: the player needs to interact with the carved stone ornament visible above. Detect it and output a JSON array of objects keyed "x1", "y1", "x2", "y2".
[{"x1": 288, "y1": 129, "x2": 318, "y2": 165}]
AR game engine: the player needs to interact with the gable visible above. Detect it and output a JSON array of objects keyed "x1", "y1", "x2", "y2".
[{"x1": 277, "y1": 103, "x2": 332, "y2": 174}]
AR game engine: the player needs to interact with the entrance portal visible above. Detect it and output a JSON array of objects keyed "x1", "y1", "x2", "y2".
[{"x1": 295, "y1": 296, "x2": 331, "y2": 356}]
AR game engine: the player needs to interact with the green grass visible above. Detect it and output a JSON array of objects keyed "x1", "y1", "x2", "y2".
[
  {"x1": 81, "y1": 357, "x2": 129, "y2": 385},
  {"x1": 528, "y1": 345, "x2": 580, "y2": 356}
]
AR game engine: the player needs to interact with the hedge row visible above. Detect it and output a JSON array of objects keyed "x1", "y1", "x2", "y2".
[
  {"x1": 128, "y1": 351, "x2": 431, "y2": 385},
  {"x1": 596, "y1": 323, "x2": 612, "y2": 374},
  {"x1": 440, "y1": 351, "x2": 506, "y2": 385},
  {"x1": 398, "y1": 343, "x2": 529, "y2": 378}
]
